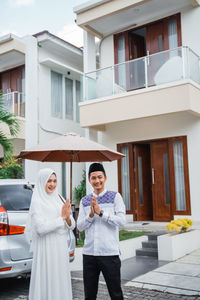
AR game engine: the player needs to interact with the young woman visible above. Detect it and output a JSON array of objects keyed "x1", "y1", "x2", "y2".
[{"x1": 26, "y1": 168, "x2": 75, "y2": 300}]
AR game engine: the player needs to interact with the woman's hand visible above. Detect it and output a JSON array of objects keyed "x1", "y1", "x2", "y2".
[{"x1": 62, "y1": 199, "x2": 72, "y2": 226}]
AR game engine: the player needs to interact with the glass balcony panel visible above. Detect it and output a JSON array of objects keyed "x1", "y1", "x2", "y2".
[
  {"x1": 95, "y1": 67, "x2": 113, "y2": 99},
  {"x1": 84, "y1": 46, "x2": 200, "y2": 102},
  {"x1": 188, "y1": 49, "x2": 200, "y2": 85},
  {"x1": 2, "y1": 92, "x2": 25, "y2": 118},
  {"x1": 149, "y1": 48, "x2": 183, "y2": 86},
  {"x1": 114, "y1": 58, "x2": 146, "y2": 92},
  {"x1": 85, "y1": 73, "x2": 97, "y2": 101}
]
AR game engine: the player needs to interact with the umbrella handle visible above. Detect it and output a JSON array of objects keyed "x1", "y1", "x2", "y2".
[{"x1": 58, "y1": 194, "x2": 65, "y2": 204}]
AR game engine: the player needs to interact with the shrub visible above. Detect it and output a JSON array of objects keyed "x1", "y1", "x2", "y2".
[
  {"x1": 0, "y1": 158, "x2": 24, "y2": 179},
  {"x1": 73, "y1": 170, "x2": 86, "y2": 205}
]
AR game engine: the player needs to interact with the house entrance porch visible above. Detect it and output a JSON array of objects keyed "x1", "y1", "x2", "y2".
[{"x1": 118, "y1": 136, "x2": 191, "y2": 222}]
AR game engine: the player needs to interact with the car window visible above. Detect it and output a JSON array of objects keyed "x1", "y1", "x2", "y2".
[{"x1": 0, "y1": 185, "x2": 33, "y2": 211}]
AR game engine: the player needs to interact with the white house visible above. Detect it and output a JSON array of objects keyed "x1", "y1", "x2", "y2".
[
  {"x1": 0, "y1": 31, "x2": 84, "y2": 197},
  {"x1": 74, "y1": 0, "x2": 200, "y2": 222}
]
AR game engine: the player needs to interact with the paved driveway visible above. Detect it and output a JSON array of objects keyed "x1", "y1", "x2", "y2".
[{"x1": 1, "y1": 275, "x2": 200, "y2": 300}]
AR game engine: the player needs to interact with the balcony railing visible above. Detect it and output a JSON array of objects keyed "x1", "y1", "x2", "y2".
[
  {"x1": 2, "y1": 91, "x2": 25, "y2": 118},
  {"x1": 84, "y1": 46, "x2": 200, "y2": 101}
]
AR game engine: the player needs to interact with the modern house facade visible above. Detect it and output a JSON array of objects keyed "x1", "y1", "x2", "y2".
[
  {"x1": 0, "y1": 31, "x2": 84, "y2": 197},
  {"x1": 74, "y1": 0, "x2": 200, "y2": 222}
]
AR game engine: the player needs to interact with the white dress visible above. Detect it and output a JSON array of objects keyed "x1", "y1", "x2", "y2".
[{"x1": 29, "y1": 214, "x2": 75, "y2": 300}]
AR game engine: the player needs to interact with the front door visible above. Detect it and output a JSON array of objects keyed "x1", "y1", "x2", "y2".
[
  {"x1": 128, "y1": 33, "x2": 146, "y2": 90},
  {"x1": 134, "y1": 144, "x2": 153, "y2": 221},
  {"x1": 151, "y1": 141, "x2": 171, "y2": 221}
]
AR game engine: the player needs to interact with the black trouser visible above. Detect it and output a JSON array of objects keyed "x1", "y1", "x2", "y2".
[{"x1": 83, "y1": 254, "x2": 124, "y2": 300}]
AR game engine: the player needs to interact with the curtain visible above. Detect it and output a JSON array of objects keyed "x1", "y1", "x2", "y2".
[
  {"x1": 173, "y1": 141, "x2": 186, "y2": 211},
  {"x1": 76, "y1": 80, "x2": 81, "y2": 122},
  {"x1": 65, "y1": 78, "x2": 73, "y2": 120},
  {"x1": 168, "y1": 19, "x2": 178, "y2": 57},
  {"x1": 121, "y1": 146, "x2": 130, "y2": 210},
  {"x1": 51, "y1": 71, "x2": 62, "y2": 118},
  {"x1": 117, "y1": 36, "x2": 126, "y2": 89}
]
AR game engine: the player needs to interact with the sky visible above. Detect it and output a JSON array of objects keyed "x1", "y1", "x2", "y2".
[{"x1": 0, "y1": 0, "x2": 87, "y2": 47}]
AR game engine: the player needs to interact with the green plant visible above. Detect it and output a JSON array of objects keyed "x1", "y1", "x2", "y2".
[
  {"x1": 166, "y1": 218, "x2": 193, "y2": 233},
  {"x1": 0, "y1": 91, "x2": 19, "y2": 161},
  {"x1": 0, "y1": 158, "x2": 24, "y2": 179},
  {"x1": 73, "y1": 170, "x2": 86, "y2": 205},
  {"x1": 76, "y1": 230, "x2": 149, "y2": 247}
]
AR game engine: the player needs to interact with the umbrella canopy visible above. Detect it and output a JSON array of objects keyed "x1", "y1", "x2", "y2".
[{"x1": 19, "y1": 132, "x2": 125, "y2": 199}]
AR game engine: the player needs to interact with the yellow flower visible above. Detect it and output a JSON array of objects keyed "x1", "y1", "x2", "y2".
[{"x1": 166, "y1": 218, "x2": 192, "y2": 234}]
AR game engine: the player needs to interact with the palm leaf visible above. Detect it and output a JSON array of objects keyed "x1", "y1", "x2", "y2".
[{"x1": 0, "y1": 92, "x2": 19, "y2": 160}]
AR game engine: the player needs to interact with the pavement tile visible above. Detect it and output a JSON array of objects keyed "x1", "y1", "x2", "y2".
[
  {"x1": 190, "y1": 249, "x2": 200, "y2": 256},
  {"x1": 142, "y1": 283, "x2": 167, "y2": 292},
  {"x1": 165, "y1": 287, "x2": 200, "y2": 296},
  {"x1": 124, "y1": 281, "x2": 144, "y2": 288},
  {"x1": 153, "y1": 262, "x2": 200, "y2": 276},
  {"x1": 177, "y1": 255, "x2": 200, "y2": 264},
  {"x1": 131, "y1": 271, "x2": 200, "y2": 292}
]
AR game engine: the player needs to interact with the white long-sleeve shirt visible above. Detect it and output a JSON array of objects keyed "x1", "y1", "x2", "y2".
[
  {"x1": 77, "y1": 189, "x2": 126, "y2": 256},
  {"x1": 32, "y1": 214, "x2": 75, "y2": 236}
]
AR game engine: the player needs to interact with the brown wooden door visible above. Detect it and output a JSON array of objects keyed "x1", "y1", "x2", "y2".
[
  {"x1": 146, "y1": 21, "x2": 167, "y2": 86},
  {"x1": 151, "y1": 141, "x2": 171, "y2": 221},
  {"x1": 1, "y1": 72, "x2": 11, "y2": 94},
  {"x1": 1, "y1": 67, "x2": 22, "y2": 93},
  {"x1": 128, "y1": 33, "x2": 146, "y2": 90},
  {"x1": 146, "y1": 21, "x2": 167, "y2": 55},
  {"x1": 134, "y1": 144, "x2": 153, "y2": 221},
  {"x1": 10, "y1": 68, "x2": 22, "y2": 92}
]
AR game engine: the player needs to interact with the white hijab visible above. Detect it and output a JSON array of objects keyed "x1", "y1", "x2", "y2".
[{"x1": 25, "y1": 168, "x2": 63, "y2": 250}]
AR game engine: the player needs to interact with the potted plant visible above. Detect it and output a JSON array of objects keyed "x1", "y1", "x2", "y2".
[
  {"x1": 166, "y1": 218, "x2": 193, "y2": 233},
  {"x1": 158, "y1": 218, "x2": 200, "y2": 261}
]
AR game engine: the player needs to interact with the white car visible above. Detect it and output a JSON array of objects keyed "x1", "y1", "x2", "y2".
[{"x1": 0, "y1": 179, "x2": 75, "y2": 279}]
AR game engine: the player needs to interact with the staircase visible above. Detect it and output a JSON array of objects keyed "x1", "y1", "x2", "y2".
[{"x1": 136, "y1": 231, "x2": 166, "y2": 258}]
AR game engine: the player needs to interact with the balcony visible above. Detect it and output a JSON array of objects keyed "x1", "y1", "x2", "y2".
[
  {"x1": 2, "y1": 92, "x2": 25, "y2": 118},
  {"x1": 80, "y1": 46, "x2": 200, "y2": 128},
  {"x1": 74, "y1": 0, "x2": 199, "y2": 38}
]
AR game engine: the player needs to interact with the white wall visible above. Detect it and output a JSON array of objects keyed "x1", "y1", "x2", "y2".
[
  {"x1": 36, "y1": 44, "x2": 85, "y2": 198},
  {"x1": 181, "y1": 6, "x2": 200, "y2": 55},
  {"x1": 21, "y1": 34, "x2": 85, "y2": 198},
  {"x1": 39, "y1": 47, "x2": 82, "y2": 72},
  {"x1": 98, "y1": 112, "x2": 200, "y2": 222},
  {"x1": 99, "y1": 35, "x2": 114, "y2": 68},
  {"x1": 23, "y1": 35, "x2": 39, "y2": 181}
]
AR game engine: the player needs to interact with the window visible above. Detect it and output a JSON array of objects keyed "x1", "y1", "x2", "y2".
[
  {"x1": 0, "y1": 185, "x2": 33, "y2": 211},
  {"x1": 51, "y1": 71, "x2": 62, "y2": 118},
  {"x1": 169, "y1": 136, "x2": 191, "y2": 215},
  {"x1": 76, "y1": 80, "x2": 81, "y2": 122},
  {"x1": 65, "y1": 78, "x2": 73, "y2": 120},
  {"x1": 138, "y1": 156, "x2": 143, "y2": 205},
  {"x1": 120, "y1": 146, "x2": 131, "y2": 210},
  {"x1": 51, "y1": 70, "x2": 81, "y2": 122},
  {"x1": 116, "y1": 35, "x2": 126, "y2": 89},
  {"x1": 173, "y1": 141, "x2": 186, "y2": 211}
]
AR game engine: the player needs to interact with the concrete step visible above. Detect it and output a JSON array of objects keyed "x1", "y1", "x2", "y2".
[
  {"x1": 142, "y1": 241, "x2": 158, "y2": 249},
  {"x1": 136, "y1": 248, "x2": 158, "y2": 258},
  {"x1": 147, "y1": 231, "x2": 167, "y2": 241}
]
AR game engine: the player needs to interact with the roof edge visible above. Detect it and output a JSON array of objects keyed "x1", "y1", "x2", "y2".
[
  {"x1": 33, "y1": 30, "x2": 83, "y2": 53},
  {"x1": 73, "y1": 0, "x2": 111, "y2": 14}
]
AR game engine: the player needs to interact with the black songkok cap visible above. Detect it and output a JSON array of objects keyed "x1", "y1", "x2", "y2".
[{"x1": 88, "y1": 163, "x2": 106, "y2": 177}]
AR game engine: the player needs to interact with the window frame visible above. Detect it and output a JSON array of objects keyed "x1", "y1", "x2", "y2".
[{"x1": 51, "y1": 70, "x2": 81, "y2": 123}]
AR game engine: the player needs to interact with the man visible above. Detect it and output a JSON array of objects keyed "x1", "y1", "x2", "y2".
[{"x1": 77, "y1": 163, "x2": 126, "y2": 300}]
